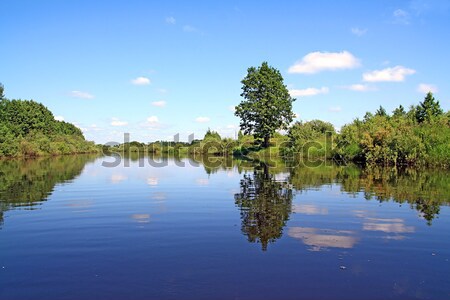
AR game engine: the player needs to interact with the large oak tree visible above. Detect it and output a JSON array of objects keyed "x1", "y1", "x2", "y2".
[{"x1": 235, "y1": 62, "x2": 295, "y2": 147}]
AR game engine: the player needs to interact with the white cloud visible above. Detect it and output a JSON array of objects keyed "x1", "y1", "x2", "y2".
[
  {"x1": 393, "y1": 9, "x2": 410, "y2": 25},
  {"x1": 131, "y1": 76, "x2": 151, "y2": 85},
  {"x1": 351, "y1": 27, "x2": 367, "y2": 36},
  {"x1": 147, "y1": 116, "x2": 159, "y2": 124},
  {"x1": 363, "y1": 66, "x2": 416, "y2": 82},
  {"x1": 165, "y1": 16, "x2": 176, "y2": 25},
  {"x1": 139, "y1": 116, "x2": 162, "y2": 129},
  {"x1": 89, "y1": 124, "x2": 102, "y2": 131},
  {"x1": 328, "y1": 106, "x2": 342, "y2": 112},
  {"x1": 410, "y1": 0, "x2": 450, "y2": 14},
  {"x1": 146, "y1": 116, "x2": 159, "y2": 127},
  {"x1": 74, "y1": 123, "x2": 103, "y2": 133},
  {"x1": 195, "y1": 116, "x2": 210, "y2": 123},
  {"x1": 343, "y1": 84, "x2": 375, "y2": 92},
  {"x1": 183, "y1": 25, "x2": 197, "y2": 32},
  {"x1": 228, "y1": 105, "x2": 236, "y2": 112},
  {"x1": 417, "y1": 83, "x2": 438, "y2": 93},
  {"x1": 288, "y1": 51, "x2": 360, "y2": 74},
  {"x1": 54, "y1": 116, "x2": 64, "y2": 121},
  {"x1": 152, "y1": 100, "x2": 166, "y2": 107},
  {"x1": 289, "y1": 87, "x2": 329, "y2": 97},
  {"x1": 69, "y1": 90, "x2": 94, "y2": 99},
  {"x1": 110, "y1": 118, "x2": 128, "y2": 127}
]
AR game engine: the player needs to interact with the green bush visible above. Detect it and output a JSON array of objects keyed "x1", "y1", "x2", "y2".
[{"x1": 0, "y1": 94, "x2": 98, "y2": 158}]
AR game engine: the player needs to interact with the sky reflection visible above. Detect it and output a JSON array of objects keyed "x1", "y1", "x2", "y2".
[{"x1": 288, "y1": 227, "x2": 358, "y2": 251}]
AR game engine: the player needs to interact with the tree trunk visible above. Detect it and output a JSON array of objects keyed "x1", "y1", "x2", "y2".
[
  {"x1": 263, "y1": 135, "x2": 270, "y2": 148},
  {"x1": 262, "y1": 163, "x2": 269, "y2": 180}
]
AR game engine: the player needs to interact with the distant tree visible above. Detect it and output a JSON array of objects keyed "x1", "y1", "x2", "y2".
[
  {"x1": 0, "y1": 90, "x2": 96, "y2": 157},
  {"x1": 406, "y1": 105, "x2": 418, "y2": 123},
  {"x1": 0, "y1": 99, "x2": 56, "y2": 136},
  {"x1": 306, "y1": 119, "x2": 335, "y2": 134},
  {"x1": 393, "y1": 105, "x2": 406, "y2": 117},
  {"x1": 363, "y1": 112, "x2": 373, "y2": 122},
  {"x1": 415, "y1": 92, "x2": 443, "y2": 123},
  {"x1": 235, "y1": 62, "x2": 295, "y2": 147},
  {"x1": 237, "y1": 130, "x2": 244, "y2": 141},
  {"x1": 375, "y1": 105, "x2": 388, "y2": 117},
  {"x1": 56, "y1": 120, "x2": 83, "y2": 136},
  {"x1": 0, "y1": 83, "x2": 4, "y2": 100},
  {"x1": 203, "y1": 128, "x2": 221, "y2": 141}
]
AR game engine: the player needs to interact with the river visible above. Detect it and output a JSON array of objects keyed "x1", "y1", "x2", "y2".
[{"x1": 0, "y1": 154, "x2": 449, "y2": 299}]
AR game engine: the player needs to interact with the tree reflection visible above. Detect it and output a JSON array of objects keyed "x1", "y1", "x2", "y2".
[
  {"x1": 289, "y1": 164, "x2": 449, "y2": 225},
  {"x1": 0, "y1": 155, "x2": 97, "y2": 227},
  {"x1": 234, "y1": 163, "x2": 293, "y2": 251}
]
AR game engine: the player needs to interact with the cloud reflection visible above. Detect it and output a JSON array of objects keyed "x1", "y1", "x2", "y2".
[
  {"x1": 65, "y1": 200, "x2": 93, "y2": 213},
  {"x1": 196, "y1": 178, "x2": 209, "y2": 186},
  {"x1": 111, "y1": 174, "x2": 127, "y2": 184},
  {"x1": 147, "y1": 177, "x2": 159, "y2": 186},
  {"x1": 131, "y1": 214, "x2": 150, "y2": 223},
  {"x1": 288, "y1": 227, "x2": 358, "y2": 251},
  {"x1": 293, "y1": 204, "x2": 328, "y2": 215},
  {"x1": 152, "y1": 192, "x2": 166, "y2": 202},
  {"x1": 354, "y1": 211, "x2": 415, "y2": 240},
  {"x1": 363, "y1": 218, "x2": 415, "y2": 234}
]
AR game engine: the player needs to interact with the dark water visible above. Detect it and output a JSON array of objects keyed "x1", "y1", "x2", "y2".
[{"x1": 0, "y1": 154, "x2": 449, "y2": 300}]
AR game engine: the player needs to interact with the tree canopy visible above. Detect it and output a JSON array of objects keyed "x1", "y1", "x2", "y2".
[
  {"x1": 415, "y1": 92, "x2": 443, "y2": 123},
  {"x1": 235, "y1": 62, "x2": 295, "y2": 147},
  {"x1": 0, "y1": 84, "x2": 97, "y2": 157},
  {"x1": 0, "y1": 83, "x2": 4, "y2": 100}
]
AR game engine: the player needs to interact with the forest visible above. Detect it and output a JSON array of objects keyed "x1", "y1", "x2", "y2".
[
  {"x1": 109, "y1": 92, "x2": 449, "y2": 168},
  {"x1": 0, "y1": 84, "x2": 98, "y2": 157},
  {"x1": 278, "y1": 92, "x2": 450, "y2": 168},
  {"x1": 1, "y1": 81, "x2": 449, "y2": 168}
]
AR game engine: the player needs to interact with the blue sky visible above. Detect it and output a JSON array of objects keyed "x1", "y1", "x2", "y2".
[{"x1": 1, "y1": 0, "x2": 449, "y2": 143}]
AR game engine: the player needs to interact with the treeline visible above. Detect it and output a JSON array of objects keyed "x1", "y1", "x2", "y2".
[
  {"x1": 107, "y1": 128, "x2": 246, "y2": 156},
  {"x1": 281, "y1": 92, "x2": 450, "y2": 168},
  {"x1": 101, "y1": 91, "x2": 449, "y2": 168},
  {"x1": 0, "y1": 84, "x2": 98, "y2": 157}
]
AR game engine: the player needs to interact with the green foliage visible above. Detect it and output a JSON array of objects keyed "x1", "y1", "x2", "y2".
[
  {"x1": 203, "y1": 128, "x2": 221, "y2": 141},
  {"x1": 415, "y1": 92, "x2": 443, "y2": 123},
  {"x1": 392, "y1": 105, "x2": 406, "y2": 117},
  {"x1": 281, "y1": 120, "x2": 335, "y2": 159},
  {"x1": 235, "y1": 62, "x2": 295, "y2": 147},
  {"x1": 0, "y1": 99, "x2": 57, "y2": 136},
  {"x1": 56, "y1": 120, "x2": 83, "y2": 136},
  {"x1": 334, "y1": 95, "x2": 449, "y2": 167},
  {"x1": 0, "y1": 83, "x2": 4, "y2": 100},
  {"x1": 375, "y1": 105, "x2": 388, "y2": 117},
  {"x1": 238, "y1": 130, "x2": 244, "y2": 141},
  {"x1": 0, "y1": 91, "x2": 98, "y2": 157}
]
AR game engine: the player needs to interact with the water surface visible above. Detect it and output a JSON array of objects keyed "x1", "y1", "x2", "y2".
[{"x1": 0, "y1": 155, "x2": 449, "y2": 299}]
